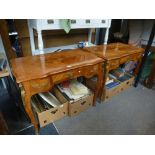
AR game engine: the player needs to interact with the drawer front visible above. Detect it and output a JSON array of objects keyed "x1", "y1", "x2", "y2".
[
  {"x1": 52, "y1": 65, "x2": 98, "y2": 83},
  {"x1": 108, "y1": 60, "x2": 119, "y2": 70},
  {"x1": 69, "y1": 94, "x2": 94, "y2": 116},
  {"x1": 120, "y1": 56, "x2": 130, "y2": 64},
  {"x1": 30, "y1": 77, "x2": 51, "y2": 94},
  {"x1": 38, "y1": 19, "x2": 110, "y2": 30},
  {"x1": 39, "y1": 19, "x2": 60, "y2": 29},
  {"x1": 130, "y1": 53, "x2": 142, "y2": 61},
  {"x1": 38, "y1": 103, "x2": 68, "y2": 127}
]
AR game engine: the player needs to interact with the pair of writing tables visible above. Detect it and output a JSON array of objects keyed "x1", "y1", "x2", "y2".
[{"x1": 11, "y1": 43, "x2": 144, "y2": 134}]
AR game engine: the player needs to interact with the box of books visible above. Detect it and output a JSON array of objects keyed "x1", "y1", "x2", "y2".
[
  {"x1": 85, "y1": 74, "x2": 121, "y2": 102},
  {"x1": 31, "y1": 87, "x2": 68, "y2": 127},
  {"x1": 116, "y1": 72, "x2": 134, "y2": 92},
  {"x1": 56, "y1": 79, "x2": 94, "y2": 116},
  {"x1": 102, "y1": 74, "x2": 121, "y2": 102}
]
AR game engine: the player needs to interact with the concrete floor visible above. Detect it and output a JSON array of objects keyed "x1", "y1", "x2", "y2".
[{"x1": 54, "y1": 85, "x2": 155, "y2": 135}]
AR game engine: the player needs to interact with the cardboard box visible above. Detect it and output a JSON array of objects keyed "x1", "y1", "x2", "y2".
[
  {"x1": 32, "y1": 87, "x2": 68, "y2": 127},
  {"x1": 101, "y1": 79, "x2": 121, "y2": 102},
  {"x1": 117, "y1": 73, "x2": 134, "y2": 92},
  {"x1": 68, "y1": 92, "x2": 94, "y2": 116},
  {"x1": 85, "y1": 73, "x2": 135, "y2": 102}
]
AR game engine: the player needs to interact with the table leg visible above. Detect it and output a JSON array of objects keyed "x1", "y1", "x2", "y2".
[
  {"x1": 100, "y1": 62, "x2": 109, "y2": 102},
  {"x1": 22, "y1": 82, "x2": 39, "y2": 134},
  {"x1": 93, "y1": 63, "x2": 103, "y2": 106},
  {"x1": 23, "y1": 94, "x2": 39, "y2": 134},
  {"x1": 133, "y1": 58, "x2": 142, "y2": 76}
]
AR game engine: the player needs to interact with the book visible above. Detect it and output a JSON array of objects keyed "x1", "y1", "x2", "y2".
[
  {"x1": 57, "y1": 79, "x2": 90, "y2": 102},
  {"x1": 117, "y1": 74, "x2": 131, "y2": 82},
  {"x1": 110, "y1": 68, "x2": 125, "y2": 78},
  {"x1": 106, "y1": 81, "x2": 120, "y2": 89},
  {"x1": 38, "y1": 92, "x2": 61, "y2": 108},
  {"x1": 105, "y1": 76, "x2": 114, "y2": 85},
  {"x1": 69, "y1": 79, "x2": 89, "y2": 95}
]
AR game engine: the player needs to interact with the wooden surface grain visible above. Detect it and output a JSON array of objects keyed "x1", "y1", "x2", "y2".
[
  {"x1": 84, "y1": 42, "x2": 144, "y2": 60},
  {"x1": 11, "y1": 49, "x2": 103, "y2": 83}
]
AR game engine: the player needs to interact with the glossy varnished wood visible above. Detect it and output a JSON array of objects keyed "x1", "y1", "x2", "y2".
[
  {"x1": 11, "y1": 49, "x2": 102, "y2": 83},
  {"x1": 11, "y1": 49, "x2": 104, "y2": 134},
  {"x1": 84, "y1": 42, "x2": 144, "y2": 61},
  {"x1": 83, "y1": 43, "x2": 144, "y2": 101}
]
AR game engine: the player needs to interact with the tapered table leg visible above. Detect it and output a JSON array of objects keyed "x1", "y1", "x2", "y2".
[{"x1": 93, "y1": 63, "x2": 103, "y2": 106}]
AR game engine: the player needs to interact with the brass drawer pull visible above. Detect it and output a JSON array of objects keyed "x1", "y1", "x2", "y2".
[{"x1": 51, "y1": 109, "x2": 58, "y2": 114}]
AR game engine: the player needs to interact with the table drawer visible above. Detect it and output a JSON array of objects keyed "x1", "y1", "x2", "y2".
[
  {"x1": 120, "y1": 56, "x2": 131, "y2": 64},
  {"x1": 30, "y1": 78, "x2": 51, "y2": 94},
  {"x1": 130, "y1": 53, "x2": 142, "y2": 61},
  {"x1": 52, "y1": 65, "x2": 98, "y2": 83},
  {"x1": 108, "y1": 60, "x2": 119, "y2": 70}
]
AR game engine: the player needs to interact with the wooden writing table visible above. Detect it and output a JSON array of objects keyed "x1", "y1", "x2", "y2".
[
  {"x1": 83, "y1": 43, "x2": 144, "y2": 99},
  {"x1": 11, "y1": 49, "x2": 103, "y2": 134}
]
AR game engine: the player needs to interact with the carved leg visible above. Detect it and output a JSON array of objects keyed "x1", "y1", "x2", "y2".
[
  {"x1": 23, "y1": 94, "x2": 39, "y2": 134},
  {"x1": 101, "y1": 62, "x2": 109, "y2": 102},
  {"x1": 22, "y1": 82, "x2": 39, "y2": 134},
  {"x1": 93, "y1": 63, "x2": 103, "y2": 106}
]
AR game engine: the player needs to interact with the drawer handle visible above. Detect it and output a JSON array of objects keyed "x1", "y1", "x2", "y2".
[
  {"x1": 86, "y1": 19, "x2": 90, "y2": 23},
  {"x1": 74, "y1": 111, "x2": 77, "y2": 114},
  {"x1": 101, "y1": 20, "x2": 105, "y2": 23},
  {"x1": 71, "y1": 20, "x2": 76, "y2": 24},
  {"x1": 51, "y1": 109, "x2": 58, "y2": 114},
  {"x1": 81, "y1": 101, "x2": 86, "y2": 105},
  {"x1": 47, "y1": 20, "x2": 54, "y2": 24}
]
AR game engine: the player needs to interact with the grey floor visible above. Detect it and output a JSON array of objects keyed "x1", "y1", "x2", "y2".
[{"x1": 54, "y1": 85, "x2": 155, "y2": 135}]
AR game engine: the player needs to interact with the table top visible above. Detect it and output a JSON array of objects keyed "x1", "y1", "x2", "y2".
[
  {"x1": 84, "y1": 43, "x2": 144, "y2": 61},
  {"x1": 11, "y1": 49, "x2": 103, "y2": 83}
]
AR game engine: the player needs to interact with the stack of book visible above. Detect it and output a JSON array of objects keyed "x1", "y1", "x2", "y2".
[
  {"x1": 31, "y1": 92, "x2": 61, "y2": 112},
  {"x1": 105, "y1": 75, "x2": 120, "y2": 89},
  {"x1": 110, "y1": 68, "x2": 131, "y2": 83},
  {"x1": 110, "y1": 68, "x2": 125, "y2": 78},
  {"x1": 57, "y1": 79, "x2": 90, "y2": 102}
]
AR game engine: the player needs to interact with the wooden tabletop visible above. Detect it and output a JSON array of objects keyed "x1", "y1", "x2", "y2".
[
  {"x1": 83, "y1": 43, "x2": 144, "y2": 61},
  {"x1": 11, "y1": 49, "x2": 103, "y2": 83}
]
